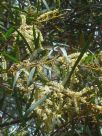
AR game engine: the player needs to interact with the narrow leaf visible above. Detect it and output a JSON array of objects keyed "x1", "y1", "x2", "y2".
[
  {"x1": 27, "y1": 67, "x2": 36, "y2": 86},
  {"x1": 5, "y1": 27, "x2": 15, "y2": 39},
  {"x1": 42, "y1": 0, "x2": 50, "y2": 10},
  {"x1": 24, "y1": 93, "x2": 51, "y2": 117},
  {"x1": 13, "y1": 69, "x2": 29, "y2": 89},
  {"x1": 1, "y1": 52, "x2": 19, "y2": 63},
  {"x1": 63, "y1": 34, "x2": 92, "y2": 88}
]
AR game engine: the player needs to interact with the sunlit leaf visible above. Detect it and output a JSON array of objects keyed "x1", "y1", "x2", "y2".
[
  {"x1": 24, "y1": 93, "x2": 51, "y2": 117},
  {"x1": 13, "y1": 69, "x2": 29, "y2": 89},
  {"x1": 27, "y1": 67, "x2": 36, "y2": 86},
  {"x1": 60, "y1": 47, "x2": 69, "y2": 62},
  {"x1": 42, "y1": 0, "x2": 50, "y2": 10},
  {"x1": 43, "y1": 65, "x2": 52, "y2": 79}
]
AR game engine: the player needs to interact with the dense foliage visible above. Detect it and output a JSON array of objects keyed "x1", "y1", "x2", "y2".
[{"x1": 0, "y1": 0, "x2": 102, "y2": 136}]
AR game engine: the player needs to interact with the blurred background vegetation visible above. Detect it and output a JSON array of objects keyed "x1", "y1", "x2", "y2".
[{"x1": 0, "y1": 0, "x2": 102, "y2": 136}]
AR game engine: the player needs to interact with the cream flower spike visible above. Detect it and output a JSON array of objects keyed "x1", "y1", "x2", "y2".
[{"x1": 20, "y1": 14, "x2": 26, "y2": 25}]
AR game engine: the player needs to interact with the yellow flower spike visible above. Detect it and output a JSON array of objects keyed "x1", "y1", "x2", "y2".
[
  {"x1": 45, "y1": 108, "x2": 52, "y2": 114},
  {"x1": 43, "y1": 113, "x2": 48, "y2": 120},
  {"x1": 46, "y1": 99, "x2": 53, "y2": 105},
  {"x1": 36, "y1": 108, "x2": 42, "y2": 116}
]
